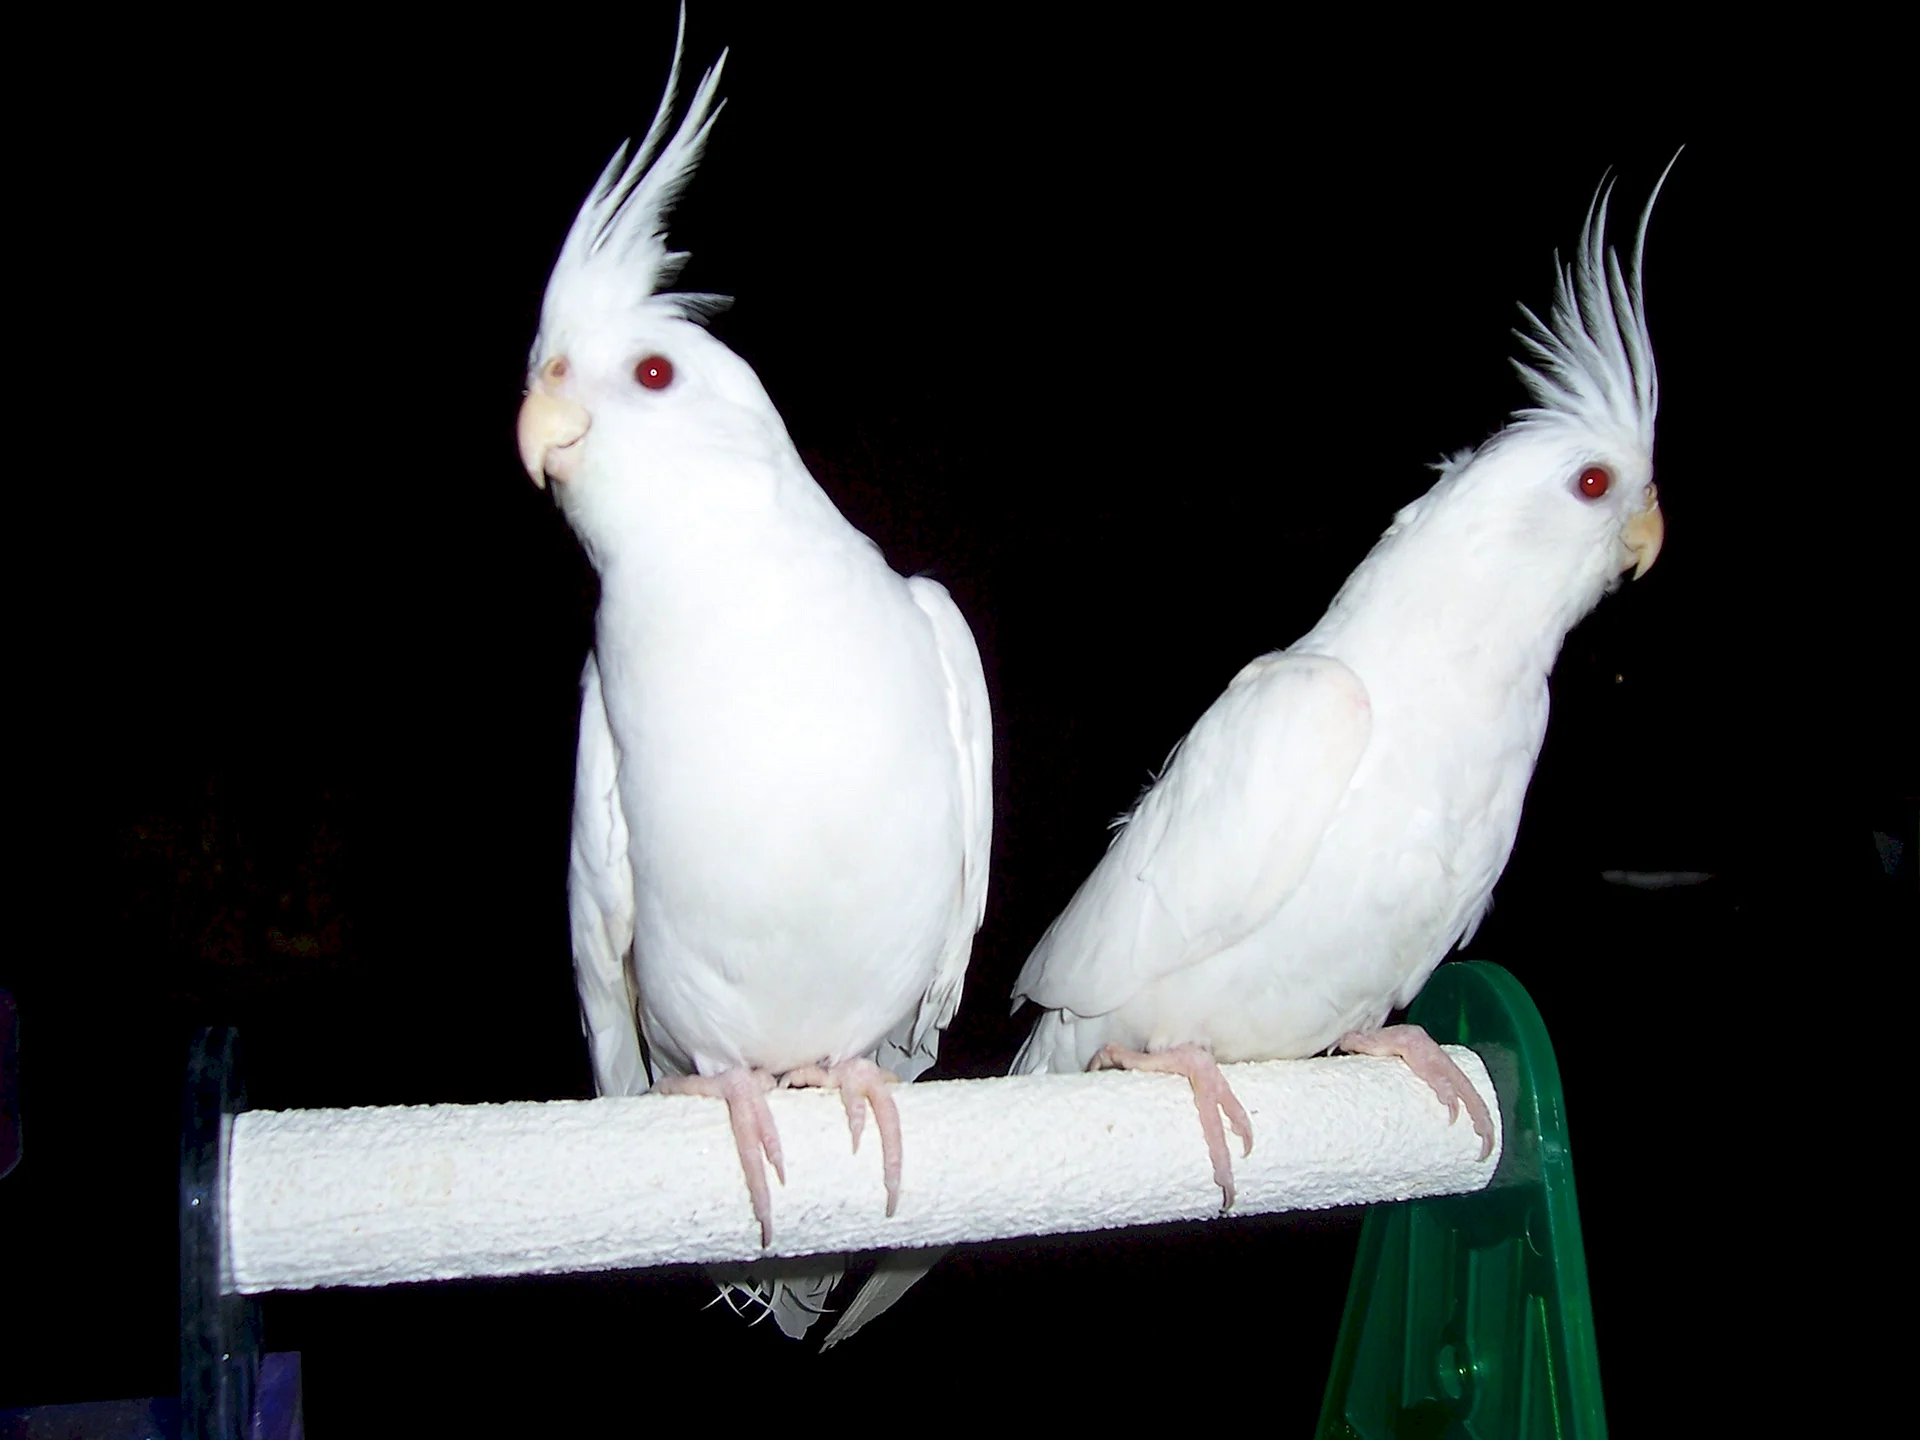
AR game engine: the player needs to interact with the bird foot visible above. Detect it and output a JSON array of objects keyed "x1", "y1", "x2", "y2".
[
  {"x1": 656, "y1": 1068, "x2": 785, "y2": 1246},
  {"x1": 782, "y1": 1058, "x2": 903, "y2": 1217},
  {"x1": 1091, "y1": 1042, "x2": 1253, "y2": 1210},
  {"x1": 1337, "y1": 1024, "x2": 1495, "y2": 1160}
]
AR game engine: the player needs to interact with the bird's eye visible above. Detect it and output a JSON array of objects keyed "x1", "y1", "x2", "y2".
[
  {"x1": 634, "y1": 355, "x2": 675, "y2": 390},
  {"x1": 542, "y1": 356, "x2": 569, "y2": 383},
  {"x1": 1576, "y1": 465, "x2": 1612, "y2": 501}
]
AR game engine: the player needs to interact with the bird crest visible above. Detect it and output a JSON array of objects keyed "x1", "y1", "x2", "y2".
[
  {"x1": 1510, "y1": 154, "x2": 1680, "y2": 455},
  {"x1": 534, "y1": 9, "x2": 730, "y2": 356}
]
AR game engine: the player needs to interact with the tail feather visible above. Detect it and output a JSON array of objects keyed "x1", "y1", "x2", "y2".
[
  {"x1": 821, "y1": 1248, "x2": 950, "y2": 1349},
  {"x1": 707, "y1": 1262, "x2": 846, "y2": 1339},
  {"x1": 806, "y1": 1008, "x2": 1084, "y2": 1346},
  {"x1": 1012, "y1": 1004, "x2": 1083, "y2": 1074}
]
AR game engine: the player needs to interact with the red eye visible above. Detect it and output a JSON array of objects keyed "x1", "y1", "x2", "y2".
[
  {"x1": 1577, "y1": 465, "x2": 1611, "y2": 500},
  {"x1": 634, "y1": 355, "x2": 674, "y2": 390}
]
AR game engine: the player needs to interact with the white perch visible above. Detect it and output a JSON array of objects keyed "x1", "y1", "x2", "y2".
[{"x1": 227, "y1": 1048, "x2": 1501, "y2": 1293}]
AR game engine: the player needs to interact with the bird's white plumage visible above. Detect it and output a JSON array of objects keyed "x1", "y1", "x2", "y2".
[
  {"x1": 1014, "y1": 162, "x2": 1674, "y2": 1085},
  {"x1": 1014, "y1": 653, "x2": 1371, "y2": 1027},
  {"x1": 880, "y1": 575, "x2": 993, "y2": 1079},
  {"x1": 595, "y1": 540, "x2": 982, "y2": 1086},
  {"x1": 1512, "y1": 176, "x2": 1662, "y2": 452},
  {"x1": 522, "y1": 14, "x2": 991, "y2": 1336},
  {"x1": 568, "y1": 652, "x2": 641, "y2": 1096},
  {"x1": 798, "y1": 159, "x2": 1673, "y2": 1348},
  {"x1": 537, "y1": 24, "x2": 729, "y2": 348}
]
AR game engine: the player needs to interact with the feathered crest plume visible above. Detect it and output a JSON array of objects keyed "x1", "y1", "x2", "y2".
[
  {"x1": 1511, "y1": 153, "x2": 1680, "y2": 451},
  {"x1": 536, "y1": 8, "x2": 729, "y2": 347}
]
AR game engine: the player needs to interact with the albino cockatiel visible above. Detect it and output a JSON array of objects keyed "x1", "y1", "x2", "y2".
[
  {"x1": 515, "y1": 18, "x2": 991, "y2": 1335},
  {"x1": 1011, "y1": 165, "x2": 1674, "y2": 1208}
]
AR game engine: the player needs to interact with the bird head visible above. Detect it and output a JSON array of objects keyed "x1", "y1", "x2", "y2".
[
  {"x1": 1367, "y1": 159, "x2": 1676, "y2": 646},
  {"x1": 1499, "y1": 162, "x2": 1676, "y2": 589},
  {"x1": 517, "y1": 16, "x2": 785, "y2": 540}
]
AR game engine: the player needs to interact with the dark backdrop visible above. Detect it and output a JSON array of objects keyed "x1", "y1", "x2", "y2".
[{"x1": 6, "y1": 9, "x2": 1908, "y2": 1435}]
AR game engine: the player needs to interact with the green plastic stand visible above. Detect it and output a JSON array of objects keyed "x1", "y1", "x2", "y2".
[{"x1": 1317, "y1": 961, "x2": 1604, "y2": 1439}]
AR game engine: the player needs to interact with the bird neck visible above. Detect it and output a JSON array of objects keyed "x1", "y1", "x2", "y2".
[{"x1": 1300, "y1": 498, "x2": 1601, "y2": 703}]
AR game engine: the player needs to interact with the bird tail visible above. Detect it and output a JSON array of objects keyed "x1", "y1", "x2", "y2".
[
  {"x1": 819, "y1": 1248, "x2": 951, "y2": 1349},
  {"x1": 1011, "y1": 1005, "x2": 1081, "y2": 1074},
  {"x1": 809, "y1": 1009, "x2": 1086, "y2": 1345},
  {"x1": 708, "y1": 1250, "x2": 948, "y2": 1344},
  {"x1": 706, "y1": 1261, "x2": 846, "y2": 1339}
]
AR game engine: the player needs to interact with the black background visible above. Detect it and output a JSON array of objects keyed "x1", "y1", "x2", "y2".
[{"x1": 5, "y1": 9, "x2": 1909, "y2": 1435}]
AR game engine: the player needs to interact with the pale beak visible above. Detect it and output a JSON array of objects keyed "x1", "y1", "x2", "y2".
[
  {"x1": 1623, "y1": 484, "x2": 1664, "y2": 579},
  {"x1": 516, "y1": 377, "x2": 590, "y2": 489}
]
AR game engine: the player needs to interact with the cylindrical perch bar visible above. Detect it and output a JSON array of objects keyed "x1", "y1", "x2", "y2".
[{"x1": 228, "y1": 1048, "x2": 1500, "y2": 1293}]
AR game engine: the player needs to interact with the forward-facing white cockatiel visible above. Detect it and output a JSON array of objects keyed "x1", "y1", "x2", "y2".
[
  {"x1": 515, "y1": 16, "x2": 991, "y2": 1334},
  {"x1": 1011, "y1": 164, "x2": 1674, "y2": 1207}
]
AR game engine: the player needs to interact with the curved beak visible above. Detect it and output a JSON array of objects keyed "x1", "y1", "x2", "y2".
[
  {"x1": 1623, "y1": 484, "x2": 1664, "y2": 580},
  {"x1": 516, "y1": 379, "x2": 590, "y2": 489}
]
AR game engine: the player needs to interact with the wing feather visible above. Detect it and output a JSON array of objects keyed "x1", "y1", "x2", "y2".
[
  {"x1": 567, "y1": 652, "x2": 649, "y2": 1096},
  {"x1": 876, "y1": 577, "x2": 992, "y2": 1080},
  {"x1": 1014, "y1": 652, "x2": 1370, "y2": 1021}
]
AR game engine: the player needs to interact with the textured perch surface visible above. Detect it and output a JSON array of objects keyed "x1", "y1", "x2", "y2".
[{"x1": 228, "y1": 1048, "x2": 1500, "y2": 1293}]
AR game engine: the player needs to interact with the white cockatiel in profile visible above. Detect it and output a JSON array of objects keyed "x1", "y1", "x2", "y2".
[
  {"x1": 809, "y1": 167, "x2": 1678, "y2": 1349},
  {"x1": 516, "y1": 16, "x2": 991, "y2": 1335},
  {"x1": 1010, "y1": 164, "x2": 1674, "y2": 1209}
]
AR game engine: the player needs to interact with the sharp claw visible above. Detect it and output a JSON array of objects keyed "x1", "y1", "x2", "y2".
[
  {"x1": 657, "y1": 1068, "x2": 785, "y2": 1246},
  {"x1": 870, "y1": 1082, "x2": 903, "y2": 1217},
  {"x1": 782, "y1": 1058, "x2": 904, "y2": 1218},
  {"x1": 845, "y1": 1090, "x2": 868, "y2": 1152},
  {"x1": 1338, "y1": 1024, "x2": 1497, "y2": 1162},
  {"x1": 1092, "y1": 1042, "x2": 1252, "y2": 1211},
  {"x1": 756, "y1": 1086, "x2": 786, "y2": 1189}
]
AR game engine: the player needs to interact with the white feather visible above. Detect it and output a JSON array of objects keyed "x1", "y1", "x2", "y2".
[
  {"x1": 1511, "y1": 155, "x2": 1678, "y2": 451},
  {"x1": 529, "y1": 15, "x2": 992, "y2": 1340},
  {"x1": 1015, "y1": 162, "x2": 1674, "y2": 1077},
  {"x1": 536, "y1": 8, "x2": 730, "y2": 353},
  {"x1": 831, "y1": 163, "x2": 1679, "y2": 1341},
  {"x1": 567, "y1": 653, "x2": 642, "y2": 1097}
]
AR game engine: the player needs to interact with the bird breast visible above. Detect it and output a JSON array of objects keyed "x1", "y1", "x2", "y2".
[{"x1": 596, "y1": 560, "x2": 967, "y2": 1076}]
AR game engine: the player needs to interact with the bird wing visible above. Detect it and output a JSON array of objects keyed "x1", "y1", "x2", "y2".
[
  {"x1": 873, "y1": 577, "x2": 992, "y2": 1082},
  {"x1": 567, "y1": 652, "x2": 650, "y2": 1096},
  {"x1": 1015, "y1": 652, "x2": 1371, "y2": 1020}
]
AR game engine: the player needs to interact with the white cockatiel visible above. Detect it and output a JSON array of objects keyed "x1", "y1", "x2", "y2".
[
  {"x1": 516, "y1": 18, "x2": 991, "y2": 1335},
  {"x1": 1011, "y1": 165, "x2": 1674, "y2": 1208}
]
